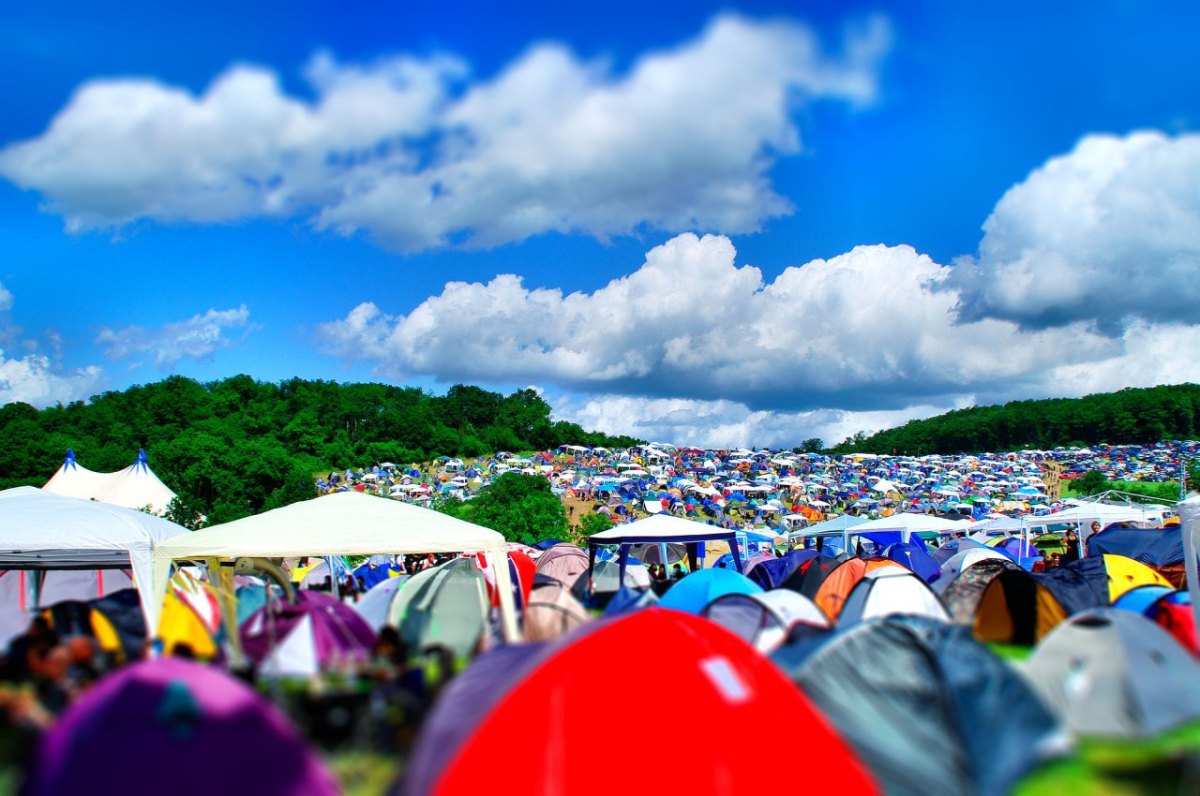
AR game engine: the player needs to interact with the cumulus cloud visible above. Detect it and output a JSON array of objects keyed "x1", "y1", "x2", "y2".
[
  {"x1": 0, "y1": 353, "x2": 102, "y2": 407},
  {"x1": 96, "y1": 305, "x2": 252, "y2": 368},
  {"x1": 318, "y1": 233, "x2": 1112, "y2": 411},
  {"x1": 949, "y1": 131, "x2": 1200, "y2": 331},
  {"x1": 549, "y1": 393, "x2": 957, "y2": 449},
  {"x1": 0, "y1": 14, "x2": 889, "y2": 251},
  {"x1": 319, "y1": 227, "x2": 1200, "y2": 442}
]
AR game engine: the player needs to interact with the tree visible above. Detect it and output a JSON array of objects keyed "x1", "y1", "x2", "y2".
[
  {"x1": 162, "y1": 495, "x2": 208, "y2": 531},
  {"x1": 799, "y1": 438, "x2": 824, "y2": 453},
  {"x1": 577, "y1": 511, "x2": 614, "y2": 537},
  {"x1": 1072, "y1": 469, "x2": 1109, "y2": 497},
  {"x1": 466, "y1": 473, "x2": 568, "y2": 546}
]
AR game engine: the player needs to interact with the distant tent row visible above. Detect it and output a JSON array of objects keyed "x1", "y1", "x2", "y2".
[{"x1": 43, "y1": 449, "x2": 177, "y2": 515}]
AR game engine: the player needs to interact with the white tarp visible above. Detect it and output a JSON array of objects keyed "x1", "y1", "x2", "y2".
[
  {"x1": 152, "y1": 491, "x2": 519, "y2": 642},
  {"x1": 0, "y1": 486, "x2": 187, "y2": 638}
]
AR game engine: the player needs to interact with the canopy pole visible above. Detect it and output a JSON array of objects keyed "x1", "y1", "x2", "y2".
[{"x1": 210, "y1": 557, "x2": 245, "y2": 668}]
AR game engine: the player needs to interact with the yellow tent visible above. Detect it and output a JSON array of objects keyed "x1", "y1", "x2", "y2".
[{"x1": 1103, "y1": 554, "x2": 1171, "y2": 603}]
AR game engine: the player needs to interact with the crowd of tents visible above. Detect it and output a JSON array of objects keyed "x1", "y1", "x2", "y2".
[
  {"x1": 3, "y1": 445, "x2": 1200, "y2": 794},
  {"x1": 319, "y1": 442, "x2": 1196, "y2": 549}
]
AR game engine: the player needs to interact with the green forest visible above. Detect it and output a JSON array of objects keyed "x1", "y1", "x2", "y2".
[
  {"x1": 833, "y1": 383, "x2": 1200, "y2": 455},
  {"x1": 0, "y1": 375, "x2": 641, "y2": 524}
]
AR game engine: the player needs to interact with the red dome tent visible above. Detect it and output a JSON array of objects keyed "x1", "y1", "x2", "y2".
[{"x1": 400, "y1": 608, "x2": 875, "y2": 795}]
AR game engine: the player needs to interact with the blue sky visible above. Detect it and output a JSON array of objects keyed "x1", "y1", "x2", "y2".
[{"x1": 1, "y1": 1, "x2": 1198, "y2": 447}]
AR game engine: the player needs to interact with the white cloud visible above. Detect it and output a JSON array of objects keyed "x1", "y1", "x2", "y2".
[
  {"x1": 0, "y1": 14, "x2": 888, "y2": 251},
  {"x1": 549, "y1": 392, "x2": 956, "y2": 449},
  {"x1": 950, "y1": 130, "x2": 1200, "y2": 330},
  {"x1": 319, "y1": 227, "x2": 1200, "y2": 442},
  {"x1": 96, "y1": 305, "x2": 252, "y2": 368},
  {"x1": 0, "y1": 282, "x2": 103, "y2": 407},
  {"x1": 0, "y1": 352, "x2": 102, "y2": 407}
]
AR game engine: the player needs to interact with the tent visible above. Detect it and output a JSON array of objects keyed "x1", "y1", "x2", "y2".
[
  {"x1": 780, "y1": 555, "x2": 843, "y2": 600},
  {"x1": 0, "y1": 486, "x2": 187, "y2": 643},
  {"x1": 785, "y1": 615, "x2": 1063, "y2": 796},
  {"x1": 941, "y1": 559, "x2": 1021, "y2": 625},
  {"x1": 1024, "y1": 609, "x2": 1200, "y2": 739},
  {"x1": 1099, "y1": 554, "x2": 1171, "y2": 602},
  {"x1": 700, "y1": 590, "x2": 828, "y2": 652},
  {"x1": 746, "y1": 549, "x2": 817, "y2": 590},
  {"x1": 838, "y1": 568, "x2": 950, "y2": 626},
  {"x1": 587, "y1": 513, "x2": 745, "y2": 584},
  {"x1": 399, "y1": 609, "x2": 876, "y2": 795},
  {"x1": 657, "y1": 568, "x2": 762, "y2": 614},
  {"x1": 353, "y1": 575, "x2": 411, "y2": 631},
  {"x1": 931, "y1": 548, "x2": 1012, "y2": 594},
  {"x1": 43, "y1": 449, "x2": 177, "y2": 515},
  {"x1": 883, "y1": 541, "x2": 941, "y2": 583},
  {"x1": 533, "y1": 544, "x2": 589, "y2": 588},
  {"x1": 241, "y1": 590, "x2": 376, "y2": 677},
  {"x1": 813, "y1": 557, "x2": 903, "y2": 620},
  {"x1": 571, "y1": 560, "x2": 651, "y2": 608},
  {"x1": 523, "y1": 581, "x2": 591, "y2": 642},
  {"x1": 152, "y1": 492, "x2": 519, "y2": 653},
  {"x1": 387, "y1": 559, "x2": 490, "y2": 661},
  {"x1": 25, "y1": 658, "x2": 338, "y2": 796},
  {"x1": 1088, "y1": 527, "x2": 1185, "y2": 581},
  {"x1": 1114, "y1": 586, "x2": 1197, "y2": 654}
]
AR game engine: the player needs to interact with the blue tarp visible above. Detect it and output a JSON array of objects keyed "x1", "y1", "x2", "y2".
[{"x1": 1087, "y1": 527, "x2": 1184, "y2": 566}]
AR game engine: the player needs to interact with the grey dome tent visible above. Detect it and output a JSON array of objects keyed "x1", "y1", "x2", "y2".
[
  {"x1": 1023, "y1": 608, "x2": 1200, "y2": 739},
  {"x1": 786, "y1": 614, "x2": 1063, "y2": 796}
]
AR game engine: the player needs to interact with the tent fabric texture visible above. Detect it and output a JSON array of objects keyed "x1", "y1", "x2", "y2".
[
  {"x1": 387, "y1": 559, "x2": 490, "y2": 661},
  {"x1": 152, "y1": 491, "x2": 519, "y2": 642},
  {"x1": 838, "y1": 568, "x2": 950, "y2": 626},
  {"x1": 789, "y1": 615, "x2": 1063, "y2": 796},
  {"x1": 1024, "y1": 609, "x2": 1200, "y2": 739},
  {"x1": 657, "y1": 568, "x2": 763, "y2": 614},
  {"x1": 25, "y1": 658, "x2": 339, "y2": 796},
  {"x1": 241, "y1": 590, "x2": 376, "y2": 677},
  {"x1": 398, "y1": 608, "x2": 876, "y2": 796},
  {"x1": 700, "y1": 590, "x2": 828, "y2": 653}
]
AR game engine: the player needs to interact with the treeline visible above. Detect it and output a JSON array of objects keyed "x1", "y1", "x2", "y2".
[
  {"x1": 834, "y1": 384, "x2": 1200, "y2": 455},
  {"x1": 0, "y1": 375, "x2": 642, "y2": 523}
]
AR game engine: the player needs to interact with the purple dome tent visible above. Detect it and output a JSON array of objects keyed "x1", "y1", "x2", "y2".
[
  {"x1": 241, "y1": 590, "x2": 376, "y2": 677},
  {"x1": 27, "y1": 658, "x2": 338, "y2": 796}
]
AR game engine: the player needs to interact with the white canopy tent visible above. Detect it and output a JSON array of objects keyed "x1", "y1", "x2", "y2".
[
  {"x1": 841, "y1": 512, "x2": 969, "y2": 548},
  {"x1": 1020, "y1": 500, "x2": 1166, "y2": 553},
  {"x1": 0, "y1": 486, "x2": 187, "y2": 641},
  {"x1": 588, "y1": 513, "x2": 744, "y2": 576},
  {"x1": 151, "y1": 491, "x2": 519, "y2": 644}
]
